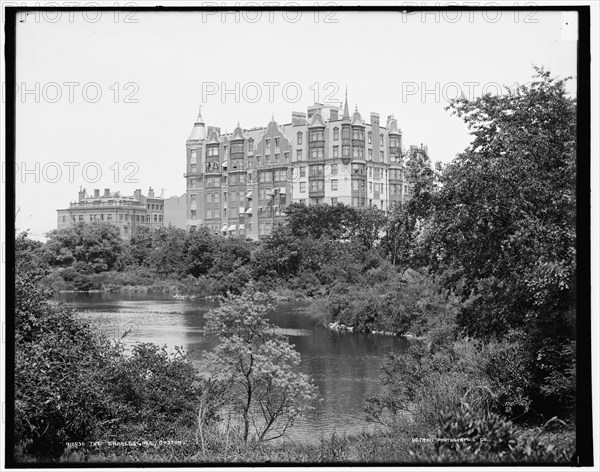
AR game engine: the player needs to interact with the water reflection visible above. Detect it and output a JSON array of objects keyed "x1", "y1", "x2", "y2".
[{"x1": 55, "y1": 292, "x2": 408, "y2": 442}]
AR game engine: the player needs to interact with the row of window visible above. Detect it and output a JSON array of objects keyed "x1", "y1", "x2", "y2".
[
  {"x1": 192, "y1": 131, "x2": 394, "y2": 163},
  {"x1": 259, "y1": 169, "x2": 288, "y2": 182},
  {"x1": 147, "y1": 203, "x2": 163, "y2": 210},
  {"x1": 390, "y1": 184, "x2": 412, "y2": 195},
  {"x1": 298, "y1": 179, "x2": 339, "y2": 193},
  {"x1": 299, "y1": 129, "x2": 385, "y2": 145},
  {"x1": 64, "y1": 213, "x2": 163, "y2": 223}
]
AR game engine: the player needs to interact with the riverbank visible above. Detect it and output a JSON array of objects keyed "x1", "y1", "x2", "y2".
[{"x1": 48, "y1": 420, "x2": 574, "y2": 464}]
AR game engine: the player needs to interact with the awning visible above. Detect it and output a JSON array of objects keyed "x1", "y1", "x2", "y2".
[
  {"x1": 266, "y1": 189, "x2": 275, "y2": 196},
  {"x1": 279, "y1": 187, "x2": 287, "y2": 194},
  {"x1": 239, "y1": 207, "x2": 245, "y2": 214},
  {"x1": 220, "y1": 225, "x2": 228, "y2": 232},
  {"x1": 222, "y1": 161, "x2": 228, "y2": 168},
  {"x1": 246, "y1": 191, "x2": 253, "y2": 198},
  {"x1": 239, "y1": 224, "x2": 245, "y2": 230},
  {"x1": 227, "y1": 225, "x2": 237, "y2": 231},
  {"x1": 245, "y1": 208, "x2": 252, "y2": 214}
]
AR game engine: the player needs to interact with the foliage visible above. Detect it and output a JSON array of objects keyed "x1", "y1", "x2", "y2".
[
  {"x1": 14, "y1": 234, "x2": 213, "y2": 461},
  {"x1": 15, "y1": 271, "x2": 120, "y2": 457},
  {"x1": 424, "y1": 68, "x2": 576, "y2": 339},
  {"x1": 44, "y1": 223, "x2": 125, "y2": 273},
  {"x1": 105, "y1": 344, "x2": 214, "y2": 440},
  {"x1": 201, "y1": 291, "x2": 319, "y2": 443},
  {"x1": 128, "y1": 225, "x2": 154, "y2": 266},
  {"x1": 411, "y1": 401, "x2": 574, "y2": 463},
  {"x1": 315, "y1": 269, "x2": 462, "y2": 334}
]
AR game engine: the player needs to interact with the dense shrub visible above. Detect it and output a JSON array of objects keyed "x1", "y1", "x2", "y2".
[
  {"x1": 15, "y1": 274, "x2": 120, "y2": 457},
  {"x1": 412, "y1": 401, "x2": 574, "y2": 463}
]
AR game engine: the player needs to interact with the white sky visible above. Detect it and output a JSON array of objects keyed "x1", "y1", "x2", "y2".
[{"x1": 9, "y1": 7, "x2": 578, "y2": 239}]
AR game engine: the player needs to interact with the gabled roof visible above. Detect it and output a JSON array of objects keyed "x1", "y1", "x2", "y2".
[
  {"x1": 308, "y1": 111, "x2": 326, "y2": 128},
  {"x1": 207, "y1": 129, "x2": 220, "y2": 145},
  {"x1": 231, "y1": 122, "x2": 245, "y2": 141}
]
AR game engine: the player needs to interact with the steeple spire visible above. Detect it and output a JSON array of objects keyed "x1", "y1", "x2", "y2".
[
  {"x1": 188, "y1": 105, "x2": 207, "y2": 141},
  {"x1": 194, "y1": 104, "x2": 204, "y2": 124},
  {"x1": 342, "y1": 86, "x2": 350, "y2": 122}
]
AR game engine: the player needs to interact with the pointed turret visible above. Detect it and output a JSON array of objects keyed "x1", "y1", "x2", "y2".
[
  {"x1": 188, "y1": 106, "x2": 207, "y2": 141},
  {"x1": 351, "y1": 105, "x2": 364, "y2": 127},
  {"x1": 342, "y1": 88, "x2": 350, "y2": 123},
  {"x1": 232, "y1": 121, "x2": 245, "y2": 141}
]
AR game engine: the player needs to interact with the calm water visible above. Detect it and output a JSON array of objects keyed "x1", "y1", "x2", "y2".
[{"x1": 55, "y1": 292, "x2": 409, "y2": 442}]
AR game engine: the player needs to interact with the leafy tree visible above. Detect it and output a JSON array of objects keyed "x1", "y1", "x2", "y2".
[
  {"x1": 148, "y1": 226, "x2": 187, "y2": 276},
  {"x1": 201, "y1": 291, "x2": 319, "y2": 443},
  {"x1": 183, "y1": 227, "x2": 218, "y2": 277},
  {"x1": 381, "y1": 203, "x2": 414, "y2": 268},
  {"x1": 348, "y1": 206, "x2": 387, "y2": 250},
  {"x1": 282, "y1": 202, "x2": 356, "y2": 240},
  {"x1": 43, "y1": 222, "x2": 124, "y2": 273},
  {"x1": 15, "y1": 232, "x2": 49, "y2": 280},
  {"x1": 128, "y1": 225, "x2": 154, "y2": 266},
  {"x1": 418, "y1": 68, "x2": 576, "y2": 416}
]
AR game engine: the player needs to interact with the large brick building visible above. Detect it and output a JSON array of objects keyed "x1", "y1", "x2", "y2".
[
  {"x1": 56, "y1": 187, "x2": 182, "y2": 240},
  {"x1": 185, "y1": 94, "x2": 429, "y2": 239}
]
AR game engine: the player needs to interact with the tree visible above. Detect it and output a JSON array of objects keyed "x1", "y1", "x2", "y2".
[
  {"x1": 148, "y1": 226, "x2": 187, "y2": 276},
  {"x1": 421, "y1": 68, "x2": 576, "y2": 415},
  {"x1": 201, "y1": 291, "x2": 319, "y2": 443},
  {"x1": 43, "y1": 222, "x2": 124, "y2": 273},
  {"x1": 348, "y1": 206, "x2": 387, "y2": 250},
  {"x1": 183, "y1": 227, "x2": 218, "y2": 277},
  {"x1": 282, "y1": 202, "x2": 356, "y2": 240},
  {"x1": 127, "y1": 225, "x2": 153, "y2": 266}
]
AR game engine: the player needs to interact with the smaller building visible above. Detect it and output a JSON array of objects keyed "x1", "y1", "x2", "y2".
[
  {"x1": 164, "y1": 194, "x2": 187, "y2": 228},
  {"x1": 57, "y1": 187, "x2": 170, "y2": 239}
]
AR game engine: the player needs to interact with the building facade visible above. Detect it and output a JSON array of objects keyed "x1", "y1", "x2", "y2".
[
  {"x1": 185, "y1": 95, "x2": 429, "y2": 239},
  {"x1": 57, "y1": 187, "x2": 168, "y2": 239}
]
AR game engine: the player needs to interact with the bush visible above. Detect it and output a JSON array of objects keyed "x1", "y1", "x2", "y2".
[
  {"x1": 412, "y1": 401, "x2": 574, "y2": 463},
  {"x1": 15, "y1": 274, "x2": 120, "y2": 458}
]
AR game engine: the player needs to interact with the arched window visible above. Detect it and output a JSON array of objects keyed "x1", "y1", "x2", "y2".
[
  {"x1": 248, "y1": 138, "x2": 254, "y2": 152},
  {"x1": 368, "y1": 131, "x2": 372, "y2": 144},
  {"x1": 297, "y1": 132, "x2": 303, "y2": 145},
  {"x1": 333, "y1": 127, "x2": 339, "y2": 141}
]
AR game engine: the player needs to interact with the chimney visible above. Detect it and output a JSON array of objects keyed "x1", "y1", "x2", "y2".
[
  {"x1": 78, "y1": 188, "x2": 86, "y2": 201},
  {"x1": 148, "y1": 187, "x2": 154, "y2": 197},
  {"x1": 134, "y1": 189, "x2": 142, "y2": 201},
  {"x1": 94, "y1": 189, "x2": 100, "y2": 198},
  {"x1": 330, "y1": 109, "x2": 339, "y2": 121},
  {"x1": 292, "y1": 111, "x2": 306, "y2": 126},
  {"x1": 370, "y1": 112, "x2": 380, "y2": 125},
  {"x1": 104, "y1": 188, "x2": 110, "y2": 197}
]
